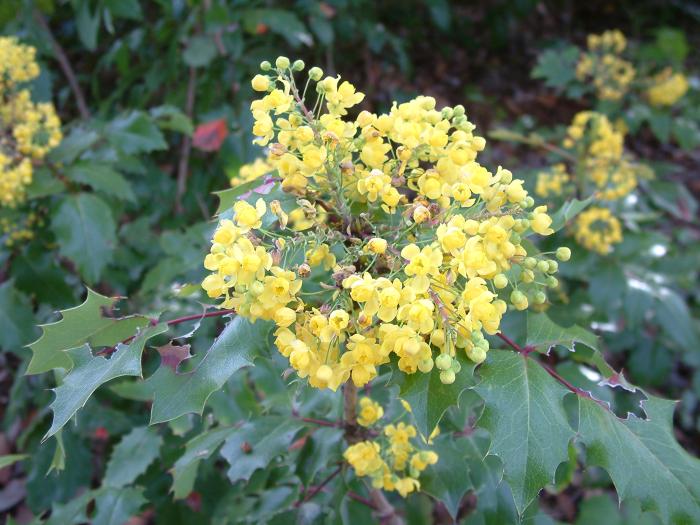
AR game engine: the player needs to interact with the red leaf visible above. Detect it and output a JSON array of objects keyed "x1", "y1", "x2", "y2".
[
  {"x1": 192, "y1": 119, "x2": 228, "y2": 152},
  {"x1": 156, "y1": 342, "x2": 192, "y2": 372}
]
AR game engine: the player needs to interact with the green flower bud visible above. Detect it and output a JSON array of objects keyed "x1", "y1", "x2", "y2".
[
  {"x1": 435, "y1": 353, "x2": 452, "y2": 371},
  {"x1": 468, "y1": 346, "x2": 487, "y2": 364},
  {"x1": 537, "y1": 260, "x2": 550, "y2": 273},
  {"x1": 493, "y1": 273, "x2": 509, "y2": 289},
  {"x1": 292, "y1": 59, "x2": 305, "y2": 71},
  {"x1": 556, "y1": 247, "x2": 571, "y2": 261},
  {"x1": 546, "y1": 276, "x2": 559, "y2": 288},
  {"x1": 418, "y1": 358, "x2": 434, "y2": 373},
  {"x1": 275, "y1": 56, "x2": 290, "y2": 69},
  {"x1": 440, "y1": 369, "x2": 456, "y2": 384},
  {"x1": 260, "y1": 60, "x2": 272, "y2": 71},
  {"x1": 521, "y1": 269, "x2": 535, "y2": 283},
  {"x1": 441, "y1": 107, "x2": 453, "y2": 119},
  {"x1": 524, "y1": 257, "x2": 537, "y2": 269},
  {"x1": 510, "y1": 232, "x2": 521, "y2": 245},
  {"x1": 511, "y1": 290, "x2": 526, "y2": 305},
  {"x1": 533, "y1": 291, "x2": 547, "y2": 304},
  {"x1": 548, "y1": 260, "x2": 558, "y2": 273},
  {"x1": 308, "y1": 66, "x2": 323, "y2": 81},
  {"x1": 453, "y1": 104, "x2": 465, "y2": 117}
]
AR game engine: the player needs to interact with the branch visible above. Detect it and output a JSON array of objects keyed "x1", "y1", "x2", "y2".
[
  {"x1": 296, "y1": 465, "x2": 342, "y2": 506},
  {"x1": 33, "y1": 10, "x2": 91, "y2": 120}
]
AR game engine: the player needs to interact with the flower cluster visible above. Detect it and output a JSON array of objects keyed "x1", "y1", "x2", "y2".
[
  {"x1": 203, "y1": 57, "x2": 568, "y2": 390},
  {"x1": 0, "y1": 37, "x2": 62, "y2": 208},
  {"x1": 343, "y1": 397, "x2": 437, "y2": 497},
  {"x1": 576, "y1": 30, "x2": 635, "y2": 101},
  {"x1": 229, "y1": 157, "x2": 274, "y2": 187},
  {"x1": 574, "y1": 207, "x2": 622, "y2": 255},
  {"x1": 0, "y1": 209, "x2": 41, "y2": 247},
  {"x1": 645, "y1": 68, "x2": 689, "y2": 107}
]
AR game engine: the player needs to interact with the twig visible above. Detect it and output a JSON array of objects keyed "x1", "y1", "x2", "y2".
[
  {"x1": 33, "y1": 10, "x2": 91, "y2": 120},
  {"x1": 370, "y1": 489, "x2": 404, "y2": 525},
  {"x1": 347, "y1": 490, "x2": 376, "y2": 508},
  {"x1": 299, "y1": 417, "x2": 340, "y2": 428},
  {"x1": 175, "y1": 66, "x2": 197, "y2": 213},
  {"x1": 296, "y1": 465, "x2": 342, "y2": 506}
]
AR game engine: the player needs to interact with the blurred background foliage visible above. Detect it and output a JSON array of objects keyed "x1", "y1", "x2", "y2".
[{"x1": 1, "y1": 1, "x2": 699, "y2": 524}]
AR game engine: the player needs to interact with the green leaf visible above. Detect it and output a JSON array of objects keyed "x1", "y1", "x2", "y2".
[
  {"x1": 150, "y1": 105, "x2": 194, "y2": 135},
  {"x1": 183, "y1": 35, "x2": 218, "y2": 67},
  {"x1": 51, "y1": 193, "x2": 117, "y2": 283},
  {"x1": 43, "y1": 490, "x2": 94, "y2": 525},
  {"x1": 48, "y1": 127, "x2": 100, "y2": 164},
  {"x1": 104, "y1": 426, "x2": 163, "y2": 488},
  {"x1": 672, "y1": 118, "x2": 700, "y2": 151},
  {"x1": 421, "y1": 435, "x2": 474, "y2": 519},
  {"x1": 148, "y1": 316, "x2": 273, "y2": 424},
  {"x1": 399, "y1": 352, "x2": 475, "y2": 437},
  {"x1": 25, "y1": 166, "x2": 66, "y2": 199},
  {"x1": 75, "y1": 0, "x2": 100, "y2": 50},
  {"x1": 64, "y1": 162, "x2": 135, "y2": 202},
  {"x1": 550, "y1": 197, "x2": 594, "y2": 232},
  {"x1": 532, "y1": 46, "x2": 580, "y2": 89},
  {"x1": 214, "y1": 176, "x2": 278, "y2": 215},
  {"x1": 649, "y1": 111, "x2": 672, "y2": 143},
  {"x1": 45, "y1": 323, "x2": 167, "y2": 440},
  {"x1": 92, "y1": 487, "x2": 146, "y2": 525},
  {"x1": 526, "y1": 312, "x2": 598, "y2": 353},
  {"x1": 578, "y1": 395, "x2": 700, "y2": 524},
  {"x1": 171, "y1": 425, "x2": 237, "y2": 498},
  {"x1": 0, "y1": 454, "x2": 28, "y2": 468},
  {"x1": 219, "y1": 416, "x2": 304, "y2": 482},
  {"x1": 241, "y1": 9, "x2": 312, "y2": 47},
  {"x1": 0, "y1": 280, "x2": 35, "y2": 352},
  {"x1": 105, "y1": 112, "x2": 167, "y2": 154},
  {"x1": 475, "y1": 350, "x2": 574, "y2": 513},
  {"x1": 27, "y1": 288, "x2": 149, "y2": 375},
  {"x1": 654, "y1": 27, "x2": 689, "y2": 64}
]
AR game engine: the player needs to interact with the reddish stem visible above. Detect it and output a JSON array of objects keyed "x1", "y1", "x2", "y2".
[
  {"x1": 296, "y1": 465, "x2": 342, "y2": 506},
  {"x1": 299, "y1": 417, "x2": 340, "y2": 428}
]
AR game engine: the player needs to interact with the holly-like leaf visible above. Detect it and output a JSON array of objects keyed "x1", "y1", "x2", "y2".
[
  {"x1": 104, "y1": 426, "x2": 163, "y2": 488},
  {"x1": 105, "y1": 111, "x2": 167, "y2": 154},
  {"x1": 219, "y1": 416, "x2": 304, "y2": 482},
  {"x1": 92, "y1": 487, "x2": 146, "y2": 525},
  {"x1": 45, "y1": 323, "x2": 167, "y2": 440},
  {"x1": 64, "y1": 162, "x2": 136, "y2": 202},
  {"x1": 550, "y1": 197, "x2": 593, "y2": 232},
  {"x1": 27, "y1": 288, "x2": 149, "y2": 375},
  {"x1": 399, "y1": 353, "x2": 475, "y2": 437},
  {"x1": 51, "y1": 193, "x2": 117, "y2": 283},
  {"x1": 155, "y1": 342, "x2": 192, "y2": 371},
  {"x1": 531, "y1": 45, "x2": 580, "y2": 89},
  {"x1": 0, "y1": 454, "x2": 28, "y2": 469},
  {"x1": 171, "y1": 425, "x2": 237, "y2": 498},
  {"x1": 148, "y1": 316, "x2": 272, "y2": 424},
  {"x1": 192, "y1": 118, "x2": 228, "y2": 152},
  {"x1": 150, "y1": 105, "x2": 194, "y2": 135},
  {"x1": 475, "y1": 350, "x2": 574, "y2": 514},
  {"x1": 526, "y1": 312, "x2": 598, "y2": 353},
  {"x1": 43, "y1": 490, "x2": 94, "y2": 525},
  {"x1": 0, "y1": 280, "x2": 35, "y2": 352},
  {"x1": 421, "y1": 435, "x2": 475, "y2": 519},
  {"x1": 579, "y1": 395, "x2": 700, "y2": 524}
]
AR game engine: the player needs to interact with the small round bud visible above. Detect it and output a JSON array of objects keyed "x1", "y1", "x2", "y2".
[
  {"x1": 451, "y1": 359, "x2": 462, "y2": 373},
  {"x1": 367, "y1": 237, "x2": 387, "y2": 255},
  {"x1": 537, "y1": 260, "x2": 550, "y2": 273},
  {"x1": 418, "y1": 358, "x2": 434, "y2": 373},
  {"x1": 521, "y1": 269, "x2": 535, "y2": 283},
  {"x1": 275, "y1": 56, "x2": 290, "y2": 69},
  {"x1": 524, "y1": 257, "x2": 537, "y2": 269},
  {"x1": 468, "y1": 346, "x2": 487, "y2": 364},
  {"x1": 292, "y1": 59, "x2": 305, "y2": 71},
  {"x1": 297, "y1": 263, "x2": 311, "y2": 278},
  {"x1": 453, "y1": 104, "x2": 465, "y2": 117},
  {"x1": 251, "y1": 74, "x2": 270, "y2": 92},
  {"x1": 510, "y1": 232, "x2": 521, "y2": 245},
  {"x1": 413, "y1": 205, "x2": 431, "y2": 224},
  {"x1": 547, "y1": 260, "x2": 558, "y2": 273},
  {"x1": 524, "y1": 196, "x2": 535, "y2": 208},
  {"x1": 511, "y1": 290, "x2": 529, "y2": 310},
  {"x1": 440, "y1": 370, "x2": 456, "y2": 385},
  {"x1": 316, "y1": 365, "x2": 333, "y2": 382},
  {"x1": 308, "y1": 66, "x2": 323, "y2": 81},
  {"x1": 260, "y1": 60, "x2": 272, "y2": 71},
  {"x1": 546, "y1": 276, "x2": 559, "y2": 288},
  {"x1": 556, "y1": 247, "x2": 571, "y2": 261},
  {"x1": 493, "y1": 274, "x2": 508, "y2": 289},
  {"x1": 435, "y1": 354, "x2": 453, "y2": 371},
  {"x1": 441, "y1": 107, "x2": 454, "y2": 120},
  {"x1": 533, "y1": 291, "x2": 547, "y2": 304}
]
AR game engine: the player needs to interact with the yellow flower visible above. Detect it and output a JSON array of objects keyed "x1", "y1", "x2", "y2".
[
  {"x1": 357, "y1": 397, "x2": 384, "y2": 427},
  {"x1": 233, "y1": 198, "x2": 266, "y2": 230},
  {"x1": 531, "y1": 205, "x2": 554, "y2": 235},
  {"x1": 646, "y1": 69, "x2": 688, "y2": 107},
  {"x1": 251, "y1": 74, "x2": 270, "y2": 91},
  {"x1": 366, "y1": 237, "x2": 387, "y2": 255}
]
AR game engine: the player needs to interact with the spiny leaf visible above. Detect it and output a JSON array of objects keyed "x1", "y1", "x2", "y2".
[
  {"x1": 421, "y1": 435, "x2": 475, "y2": 519},
  {"x1": 27, "y1": 288, "x2": 149, "y2": 375},
  {"x1": 526, "y1": 312, "x2": 599, "y2": 353},
  {"x1": 51, "y1": 193, "x2": 117, "y2": 283},
  {"x1": 0, "y1": 280, "x2": 35, "y2": 352},
  {"x1": 550, "y1": 196, "x2": 594, "y2": 232},
  {"x1": 475, "y1": 350, "x2": 574, "y2": 514},
  {"x1": 104, "y1": 426, "x2": 163, "y2": 488},
  {"x1": 531, "y1": 45, "x2": 580, "y2": 89},
  {"x1": 148, "y1": 316, "x2": 273, "y2": 424},
  {"x1": 92, "y1": 487, "x2": 146, "y2": 525},
  {"x1": 171, "y1": 425, "x2": 237, "y2": 499},
  {"x1": 578, "y1": 395, "x2": 700, "y2": 524},
  {"x1": 219, "y1": 416, "x2": 304, "y2": 482},
  {"x1": 399, "y1": 352, "x2": 475, "y2": 437},
  {"x1": 64, "y1": 162, "x2": 136, "y2": 202},
  {"x1": 45, "y1": 323, "x2": 167, "y2": 440}
]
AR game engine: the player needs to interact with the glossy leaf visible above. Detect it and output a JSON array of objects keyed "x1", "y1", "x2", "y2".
[
  {"x1": 92, "y1": 487, "x2": 146, "y2": 525},
  {"x1": 104, "y1": 426, "x2": 163, "y2": 487},
  {"x1": 421, "y1": 435, "x2": 474, "y2": 518}
]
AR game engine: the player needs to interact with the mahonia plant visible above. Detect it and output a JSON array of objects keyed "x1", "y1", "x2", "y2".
[
  {"x1": 202, "y1": 56, "x2": 568, "y2": 394},
  {"x1": 0, "y1": 37, "x2": 62, "y2": 209}
]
